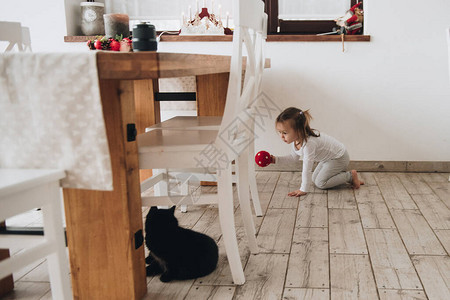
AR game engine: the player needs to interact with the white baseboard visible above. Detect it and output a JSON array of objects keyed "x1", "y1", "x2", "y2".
[{"x1": 257, "y1": 161, "x2": 450, "y2": 173}]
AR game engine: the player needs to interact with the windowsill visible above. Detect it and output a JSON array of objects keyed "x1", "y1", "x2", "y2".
[
  {"x1": 267, "y1": 34, "x2": 370, "y2": 42},
  {"x1": 64, "y1": 34, "x2": 370, "y2": 43}
]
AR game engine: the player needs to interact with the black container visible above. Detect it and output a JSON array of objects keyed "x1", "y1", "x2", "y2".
[{"x1": 132, "y1": 23, "x2": 157, "y2": 51}]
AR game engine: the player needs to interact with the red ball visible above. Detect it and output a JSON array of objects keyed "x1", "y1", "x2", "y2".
[{"x1": 255, "y1": 151, "x2": 271, "y2": 167}]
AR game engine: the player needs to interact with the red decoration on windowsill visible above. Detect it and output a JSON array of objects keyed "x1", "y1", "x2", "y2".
[{"x1": 199, "y1": 7, "x2": 210, "y2": 19}]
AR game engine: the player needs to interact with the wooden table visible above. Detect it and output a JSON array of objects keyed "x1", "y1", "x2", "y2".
[{"x1": 62, "y1": 52, "x2": 233, "y2": 299}]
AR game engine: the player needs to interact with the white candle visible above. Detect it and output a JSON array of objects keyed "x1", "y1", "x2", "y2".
[
  {"x1": 211, "y1": 0, "x2": 214, "y2": 13},
  {"x1": 181, "y1": 12, "x2": 185, "y2": 26},
  {"x1": 226, "y1": 11, "x2": 229, "y2": 28},
  {"x1": 203, "y1": 0, "x2": 206, "y2": 8},
  {"x1": 189, "y1": 5, "x2": 192, "y2": 20},
  {"x1": 196, "y1": 0, "x2": 199, "y2": 13},
  {"x1": 218, "y1": 4, "x2": 221, "y2": 19}
]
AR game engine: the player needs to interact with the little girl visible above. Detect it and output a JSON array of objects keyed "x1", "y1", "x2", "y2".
[{"x1": 268, "y1": 107, "x2": 363, "y2": 197}]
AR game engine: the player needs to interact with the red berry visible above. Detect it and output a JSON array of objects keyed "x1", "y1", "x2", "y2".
[
  {"x1": 94, "y1": 40, "x2": 102, "y2": 50},
  {"x1": 86, "y1": 40, "x2": 95, "y2": 50},
  {"x1": 110, "y1": 40, "x2": 120, "y2": 51},
  {"x1": 123, "y1": 37, "x2": 132, "y2": 45},
  {"x1": 102, "y1": 39, "x2": 111, "y2": 50}
]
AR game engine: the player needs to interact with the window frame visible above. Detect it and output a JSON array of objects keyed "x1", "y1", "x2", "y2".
[{"x1": 264, "y1": 0, "x2": 358, "y2": 35}]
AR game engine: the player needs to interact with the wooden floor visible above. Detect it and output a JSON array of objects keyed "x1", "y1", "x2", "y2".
[{"x1": 2, "y1": 172, "x2": 450, "y2": 300}]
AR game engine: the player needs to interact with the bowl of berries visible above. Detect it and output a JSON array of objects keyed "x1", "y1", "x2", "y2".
[{"x1": 87, "y1": 34, "x2": 132, "y2": 52}]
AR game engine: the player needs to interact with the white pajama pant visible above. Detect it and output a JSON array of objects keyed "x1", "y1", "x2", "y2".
[{"x1": 312, "y1": 150, "x2": 352, "y2": 189}]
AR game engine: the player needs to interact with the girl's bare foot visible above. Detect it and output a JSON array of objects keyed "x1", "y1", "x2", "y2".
[{"x1": 351, "y1": 170, "x2": 364, "y2": 189}]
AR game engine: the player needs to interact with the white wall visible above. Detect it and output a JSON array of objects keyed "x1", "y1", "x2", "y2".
[
  {"x1": 0, "y1": 0, "x2": 85, "y2": 52},
  {"x1": 159, "y1": 0, "x2": 450, "y2": 162},
  {"x1": 2, "y1": 0, "x2": 450, "y2": 161}
]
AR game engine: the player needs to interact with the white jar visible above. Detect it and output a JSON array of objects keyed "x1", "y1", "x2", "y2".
[{"x1": 81, "y1": 2, "x2": 105, "y2": 36}]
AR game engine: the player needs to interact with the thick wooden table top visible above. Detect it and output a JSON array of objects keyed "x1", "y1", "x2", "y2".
[
  {"x1": 96, "y1": 52, "x2": 231, "y2": 79},
  {"x1": 96, "y1": 52, "x2": 270, "y2": 79}
]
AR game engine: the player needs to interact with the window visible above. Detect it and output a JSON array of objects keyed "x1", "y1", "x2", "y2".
[
  {"x1": 264, "y1": 0, "x2": 358, "y2": 35},
  {"x1": 95, "y1": 0, "x2": 366, "y2": 40}
]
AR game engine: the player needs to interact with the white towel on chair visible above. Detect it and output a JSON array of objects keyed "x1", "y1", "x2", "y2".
[{"x1": 0, "y1": 52, "x2": 113, "y2": 191}]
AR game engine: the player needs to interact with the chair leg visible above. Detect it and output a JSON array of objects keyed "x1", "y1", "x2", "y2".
[
  {"x1": 217, "y1": 169, "x2": 245, "y2": 285},
  {"x1": 154, "y1": 169, "x2": 168, "y2": 197},
  {"x1": 236, "y1": 151, "x2": 259, "y2": 254},
  {"x1": 180, "y1": 183, "x2": 188, "y2": 212},
  {"x1": 155, "y1": 169, "x2": 170, "y2": 209},
  {"x1": 248, "y1": 140, "x2": 263, "y2": 217},
  {"x1": 42, "y1": 182, "x2": 72, "y2": 300},
  {"x1": 248, "y1": 163, "x2": 263, "y2": 217}
]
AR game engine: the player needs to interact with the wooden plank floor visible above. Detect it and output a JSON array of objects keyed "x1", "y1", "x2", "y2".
[{"x1": 2, "y1": 171, "x2": 450, "y2": 300}]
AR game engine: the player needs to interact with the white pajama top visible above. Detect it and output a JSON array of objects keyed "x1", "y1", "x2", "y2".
[{"x1": 276, "y1": 133, "x2": 346, "y2": 192}]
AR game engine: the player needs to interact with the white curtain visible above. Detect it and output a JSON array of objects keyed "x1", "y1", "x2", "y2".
[{"x1": 279, "y1": 0, "x2": 349, "y2": 20}]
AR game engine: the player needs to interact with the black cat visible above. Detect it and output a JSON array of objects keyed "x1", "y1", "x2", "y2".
[{"x1": 144, "y1": 206, "x2": 219, "y2": 282}]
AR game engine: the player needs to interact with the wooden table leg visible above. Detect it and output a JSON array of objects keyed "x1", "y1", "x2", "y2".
[
  {"x1": 134, "y1": 79, "x2": 160, "y2": 181},
  {"x1": 62, "y1": 80, "x2": 146, "y2": 300},
  {"x1": 196, "y1": 72, "x2": 229, "y2": 117},
  {"x1": 134, "y1": 79, "x2": 160, "y2": 133},
  {"x1": 0, "y1": 222, "x2": 14, "y2": 297},
  {"x1": 0, "y1": 249, "x2": 14, "y2": 297}
]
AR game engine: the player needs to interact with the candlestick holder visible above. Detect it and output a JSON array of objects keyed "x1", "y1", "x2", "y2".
[{"x1": 180, "y1": 7, "x2": 227, "y2": 35}]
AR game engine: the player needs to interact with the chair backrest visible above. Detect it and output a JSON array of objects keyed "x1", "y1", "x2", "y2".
[
  {"x1": 0, "y1": 21, "x2": 29, "y2": 52},
  {"x1": 216, "y1": 0, "x2": 267, "y2": 161}
]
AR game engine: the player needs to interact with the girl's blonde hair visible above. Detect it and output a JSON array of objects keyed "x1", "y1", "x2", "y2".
[{"x1": 276, "y1": 107, "x2": 320, "y2": 144}]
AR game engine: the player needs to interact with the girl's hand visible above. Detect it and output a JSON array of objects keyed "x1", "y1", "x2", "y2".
[{"x1": 288, "y1": 190, "x2": 307, "y2": 197}]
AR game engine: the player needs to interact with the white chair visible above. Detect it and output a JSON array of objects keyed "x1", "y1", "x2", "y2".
[
  {"x1": 0, "y1": 21, "x2": 30, "y2": 52},
  {"x1": 145, "y1": 11, "x2": 268, "y2": 218},
  {"x1": 138, "y1": 0, "x2": 267, "y2": 284},
  {"x1": 0, "y1": 169, "x2": 72, "y2": 299}
]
